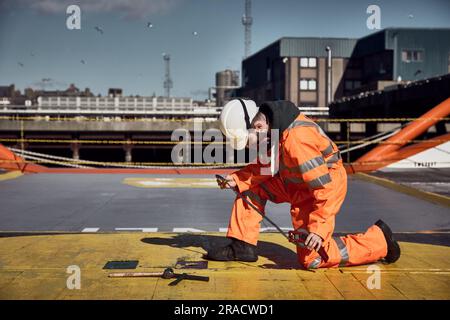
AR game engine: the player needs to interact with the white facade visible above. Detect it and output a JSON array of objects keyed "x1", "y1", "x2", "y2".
[
  {"x1": 384, "y1": 141, "x2": 450, "y2": 169},
  {"x1": 36, "y1": 96, "x2": 194, "y2": 112}
]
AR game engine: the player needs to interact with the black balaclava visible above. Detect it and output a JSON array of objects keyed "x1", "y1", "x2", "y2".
[{"x1": 258, "y1": 100, "x2": 300, "y2": 137}]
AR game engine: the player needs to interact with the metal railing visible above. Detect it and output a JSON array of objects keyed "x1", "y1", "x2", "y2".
[{"x1": 0, "y1": 104, "x2": 221, "y2": 117}]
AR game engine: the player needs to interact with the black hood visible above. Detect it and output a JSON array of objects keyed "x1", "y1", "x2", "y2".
[{"x1": 258, "y1": 100, "x2": 300, "y2": 136}]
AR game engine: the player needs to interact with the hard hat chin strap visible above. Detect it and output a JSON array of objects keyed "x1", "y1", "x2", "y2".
[{"x1": 237, "y1": 98, "x2": 251, "y2": 129}]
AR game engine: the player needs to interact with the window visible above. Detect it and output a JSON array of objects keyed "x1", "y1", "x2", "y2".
[
  {"x1": 300, "y1": 57, "x2": 317, "y2": 68},
  {"x1": 401, "y1": 49, "x2": 423, "y2": 62},
  {"x1": 299, "y1": 79, "x2": 316, "y2": 91},
  {"x1": 345, "y1": 80, "x2": 362, "y2": 91},
  {"x1": 344, "y1": 80, "x2": 353, "y2": 91},
  {"x1": 448, "y1": 53, "x2": 450, "y2": 73},
  {"x1": 243, "y1": 69, "x2": 248, "y2": 85},
  {"x1": 266, "y1": 57, "x2": 272, "y2": 81},
  {"x1": 308, "y1": 79, "x2": 316, "y2": 90},
  {"x1": 300, "y1": 79, "x2": 308, "y2": 90}
]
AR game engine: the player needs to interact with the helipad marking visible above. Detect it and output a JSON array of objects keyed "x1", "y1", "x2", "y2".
[
  {"x1": 115, "y1": 228, "x2": 158, "y2": 232},
  {"x1": 172, "y1": 228, "x2": 205, "y2": 233},
  {"x1": 123, "y1": 177, "x2": 218, "y2": 189},
  {"x1": 82, "y1": 227, "x2": 99, "y2": 232},
  {"x1": 1, "y1": 234, "x2": 449, "y2": 299},
  {"x1": 0, "y1": 171, "x2": 23, "y2": 181}
]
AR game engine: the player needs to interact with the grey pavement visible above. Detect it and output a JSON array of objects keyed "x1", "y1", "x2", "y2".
[
  {"x1": 0, "y1": 173, "x2": 449, "y2": 233},
  {"x1": 372, "y1": 168, "x2": 450, "y2": 197}
]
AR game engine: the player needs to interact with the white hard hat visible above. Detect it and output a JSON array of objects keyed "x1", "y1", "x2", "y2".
[{"x1": 219, "y1": 99, "x2": 258, "y2": 150}]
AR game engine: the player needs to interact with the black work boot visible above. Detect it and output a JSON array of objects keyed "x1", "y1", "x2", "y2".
[
  {"x1": 375, "y1": 219, "x2": 401, "y2": 263},
  {"x1": 205, "y1": 238, "x2": 258, "y2": 262}
]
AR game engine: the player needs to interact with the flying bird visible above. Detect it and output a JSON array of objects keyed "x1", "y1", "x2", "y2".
[
  {"x1": 192, "y1": 31, "x2": 198, "y2": 36},
  {"x1": 42, "y1": 78, "x2": 52, "y2": 82},
  {"x1": 18, "y1": 62, "x2": 24, "y2": 67},
  {"x1": 147, "y1": 22, "x2": 153, "y2": 28},
  {"x1": 80, "y1": 60, "x2": 86, "y2": 65},
  {"x1": 408, "y1": 14, "x2": 414, "y2": 19},
  {"x1": 94, "y1": 26, "x2": 104, "y2": 34}
]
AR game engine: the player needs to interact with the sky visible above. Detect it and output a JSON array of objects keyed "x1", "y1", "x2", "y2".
[{"x1": 0, "y1": 0, "x2": 449, "y2": 99}]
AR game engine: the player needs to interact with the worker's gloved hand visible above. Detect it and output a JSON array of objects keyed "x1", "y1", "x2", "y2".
[
  {"x1": 217, "y1": 175, "x2": 236, "y2": 189},
  {"x1": 305, "y1": 232, "x2": 323, "y2": 252}
]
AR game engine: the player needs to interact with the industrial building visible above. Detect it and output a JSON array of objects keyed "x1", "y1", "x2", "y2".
[
  {"x1": 239, "y1": 28, "x2": 450, "y2": 112},
  {"x1": 35, "y1": 95, "x2": 196, "y2": 114},
  {"x1": 214, "y1": 69, "x2": 240, "y2": 107}
]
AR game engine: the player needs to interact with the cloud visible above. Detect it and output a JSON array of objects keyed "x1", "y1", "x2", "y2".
[{"x1": 1, "y1": 0, "x2": 183, "y2": 18}]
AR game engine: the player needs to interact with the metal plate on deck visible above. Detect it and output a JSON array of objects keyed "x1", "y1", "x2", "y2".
[
  {"x1": 103, "y1": 260, "x2": 139, "y2": 269},
  {"x1": 175, "y1": 260, "x2": 208, "y2": 269}
]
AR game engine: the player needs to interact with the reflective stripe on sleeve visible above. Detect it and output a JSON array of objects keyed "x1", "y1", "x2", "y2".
[
  {"x1": 296, "y1": 156, "x2": 325, "y2": 174},
  {"x1": 301, "y1": 156, "x2": 325, "y2": 173},
  {"x1": 307, "y1": 173, "x2": 332, "y2": 189},
  {"x1": 321, "y1": 144, "x2": 334, "y2": 157},
  {"x1": 333, "y1": 236, "x2": 349, "y2": 267},
  {"x1": 288, "y1": 120, "x2": 329, "y2": 139},
  {"x1": 287, "y1": 120, "x2": 316, "y2": 130},
  {"x1": 326, "y1": 152, "x2": 342, "y2": 167}
]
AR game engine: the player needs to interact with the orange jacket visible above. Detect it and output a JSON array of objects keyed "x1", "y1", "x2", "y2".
[{"x1": 231, "y1": 111, "x2": 344, "y2": 240}]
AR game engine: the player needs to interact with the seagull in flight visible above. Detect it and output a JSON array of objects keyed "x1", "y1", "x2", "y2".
[
  {"x1": 147, "y1": 22, "x2": 153, "y2": 28},
  {"x1": 94, "y1": 26, "x2": 104, "y2": 34}
]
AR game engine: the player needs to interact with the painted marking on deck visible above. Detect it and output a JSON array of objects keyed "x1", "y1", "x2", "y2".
[
  {"x1": 172, "y1": 228, "x2": 206, "y2": 233},
  {"x1": 81, "y1": 227, "x2": 99, "y2": 232},
  {"x1": 2, "y1": 234, "x2": 449, "y2": 299},
  {"x1": 0, "y1": 171, "x2": 23, "y2": 181},
  {"x1": 123, "y1": 177, "x2": 218, "y2": 188},
  {"x1": 115, "y1": 228, "x2": 158, "y2": 232},
  {"x1": 219, "y1": 228, "x2": 228, "y2": 232}
]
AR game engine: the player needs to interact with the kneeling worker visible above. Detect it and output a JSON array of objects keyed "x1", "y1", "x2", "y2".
[{"x1": 206, "y1": 99, "x2": 401, "y2": 269}]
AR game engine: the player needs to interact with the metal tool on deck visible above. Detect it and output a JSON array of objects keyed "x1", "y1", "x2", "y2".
[
  {"x1": 216, "y1": 174, "x2": 329, "y2": 262},
  {"x1": 108, "y1": 267, "x2": 209, "y2": 286}
]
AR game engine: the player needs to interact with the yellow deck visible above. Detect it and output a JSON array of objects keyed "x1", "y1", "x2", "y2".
[{"x1": 0, "y1": 232, "x2": 449, "y2": 300}]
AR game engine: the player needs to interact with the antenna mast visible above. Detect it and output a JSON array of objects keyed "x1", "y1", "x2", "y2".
[
  {"x1": 163, "y1": 53, "x2": 173, "y2": 98},
  {"x1": 242, "y1": 0, "x2": 253, "y2": 58}
]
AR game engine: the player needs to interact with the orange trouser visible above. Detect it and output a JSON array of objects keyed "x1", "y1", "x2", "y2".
[{"x1": 227, "y1": 166, "x2": 388, "y2": 269}]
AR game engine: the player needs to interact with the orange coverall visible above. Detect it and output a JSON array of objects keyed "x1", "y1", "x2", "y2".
[{"x1": 227, "y1": 113, "x2": 388, "y2": 269}]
